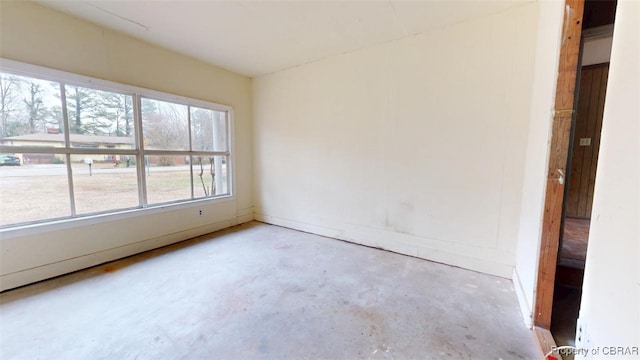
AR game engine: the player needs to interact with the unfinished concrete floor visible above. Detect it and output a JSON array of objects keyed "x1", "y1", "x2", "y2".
[{"x1": 0, "y1": 222, "x2": 539, "y2": 359}]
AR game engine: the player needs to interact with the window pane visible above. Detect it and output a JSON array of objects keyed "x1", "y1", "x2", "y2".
[
  {"x1": 71, "y1": 154, "x2": 139, "y2": 214},
  {"x1": 0, "y1": 73, "x2": 64, "y2": 147},
  {"x1": 190, "y1": 107, "x2": 227, "y2": 152},
  {"x1": 145, "y1": 155, "x2": 191, "y2": 204},
  {"x1": 65, "y1": 85, "x2": 135, "y2": 150},
  {"x1": 192, "y1": 155, "x2": 229, "y2": 198},
  {"x1": 0, "y1": 153, "x2": 70, "y2": 226},
  {"x1": 141, "y1": 98, "x2": 189, "y2": 150}
]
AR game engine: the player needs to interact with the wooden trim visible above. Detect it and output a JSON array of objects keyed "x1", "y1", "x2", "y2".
[{"x1": 533, "y1": 0, "x2": 585, "y2": 330}]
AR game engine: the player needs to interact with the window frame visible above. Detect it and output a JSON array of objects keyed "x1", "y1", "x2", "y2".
[{"x1": 0, "y1": 58, "x2": 234, "y2": 229}]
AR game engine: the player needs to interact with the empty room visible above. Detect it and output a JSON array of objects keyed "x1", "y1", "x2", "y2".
[{"x1": 0, "y1": 1, "x2": 637, "y2": 359}]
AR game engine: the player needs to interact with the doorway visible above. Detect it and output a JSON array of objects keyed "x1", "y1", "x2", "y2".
[
  {"x1": 552, "y1": 41, "x2": 613, "y2": 351},
  {"x1": 536, "y1": 0, "x2": 617, "y2": 353}
]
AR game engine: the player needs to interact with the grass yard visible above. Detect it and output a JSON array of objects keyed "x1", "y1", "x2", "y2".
[{"x1": 0, "y1": 163, "x2": 226, "y2": 226}]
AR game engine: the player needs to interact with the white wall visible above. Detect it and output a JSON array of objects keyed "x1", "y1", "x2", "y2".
[
  {"x1": 513, "y1": 0, "x2": 565, "y2": 326},
  {"x1": 0, "y1": 2, "x2": 253, "y2": 291},
  {"x1": 253, "y1": 3, "x2": 542, "y2": 278},
  {"x1": 576, "y1": 0, "x2": 640, "y2": 354}
]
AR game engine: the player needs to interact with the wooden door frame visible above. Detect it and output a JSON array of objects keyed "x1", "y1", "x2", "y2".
[{"x1": 532, "y1": 0, "x2": 585, "y2": 347}]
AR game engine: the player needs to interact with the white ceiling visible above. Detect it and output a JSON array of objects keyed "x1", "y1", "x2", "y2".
[{"x1": 37, "y1": 0, "x2": 532, "y2": 77}]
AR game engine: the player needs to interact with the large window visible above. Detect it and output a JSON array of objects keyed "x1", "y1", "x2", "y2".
[{"x1": 0, "y1": 60, "x2": 232, "y2": 227}]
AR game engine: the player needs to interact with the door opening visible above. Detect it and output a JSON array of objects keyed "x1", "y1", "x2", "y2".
[
  {"x1": 534, "y1": 0, "x2": 617, "y2": 354},
  {"x1": 552, "y1": 34, "x2": 614, "y2": 350}
]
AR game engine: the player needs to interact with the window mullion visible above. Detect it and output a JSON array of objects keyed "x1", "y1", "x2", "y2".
[
  {"x1": 59, "y1": 83, "x2": 76, "y2": 216},
  {"x1": 226, "y1": 110, "x2": 233, "y2": 196},
  {"x1": 187, "y1": 106, "x2": 194, "y2": 199},
  {"x1": 133, "y1": 94, "x2": 147, "y2": 208}
]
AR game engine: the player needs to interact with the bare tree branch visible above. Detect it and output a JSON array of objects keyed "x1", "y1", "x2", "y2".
[{"x1": 198, "y1": 156, "x2": 209, "y2": 197}]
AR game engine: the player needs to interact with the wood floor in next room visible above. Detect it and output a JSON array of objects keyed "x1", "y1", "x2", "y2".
[
  {"x1": 0, "y1": 222, "x2": 539, "y2": 360},
  {"x1": 559, "y1": 217, "x2": 590, "y2": 268}
]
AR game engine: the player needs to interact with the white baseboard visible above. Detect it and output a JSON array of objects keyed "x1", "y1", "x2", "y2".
[
  {"x1": 255, "y1": 212, "x2": 515, "y2": 279},
  {"x1": 1, "y1": 218, "x2": 236, "y2": 292},
  {"x1": 513, "y1": 267, "x2": 533, "y2": 328}
]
